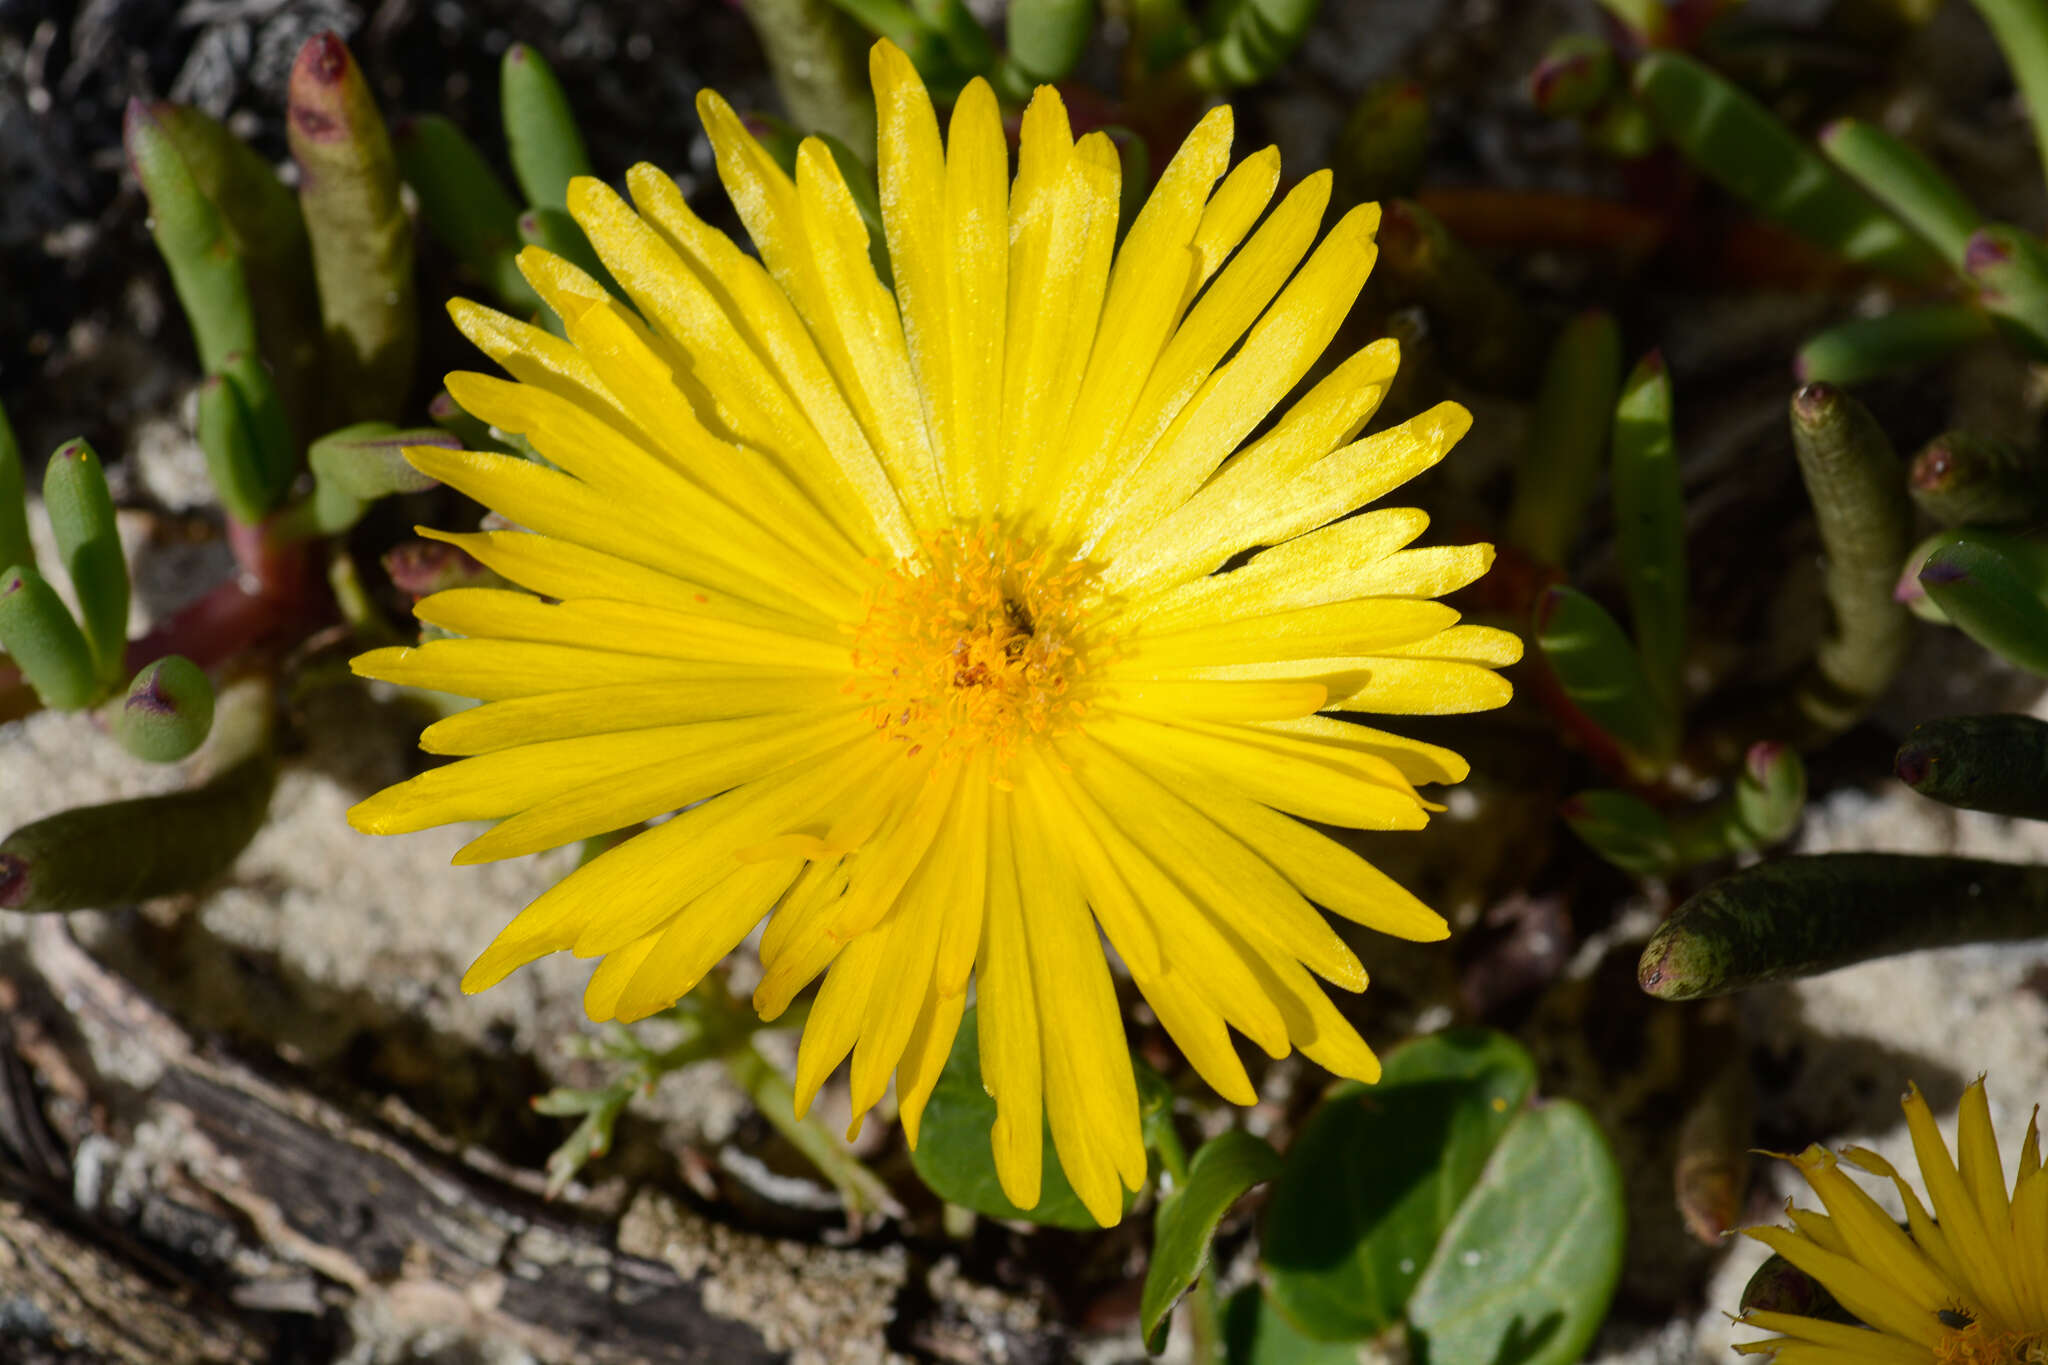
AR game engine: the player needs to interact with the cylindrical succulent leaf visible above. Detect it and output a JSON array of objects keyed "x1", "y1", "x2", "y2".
[
  {"x1": 1918, "y1": 528, "x2": 2048, "y2": 675},
  {"x1": 1794, "y1": 303, "x2": 1993, "y2": 386},
  {"x1": 42, "y1": 440, "x2": 128, "y2": 686},
  {"x1": 148, "y1": 101, "x2": 323, "y2": 441},
  {"x1": 1778, "y1": 383, "x2": 1912, "y2": 744},
  {"x1": 217, "y1": 350, "x2": 299, "y2": 514},
  {"x1": 1726, "y1": 742, "x2": 1806, "y2": 852},
  {"x1": 0, "y1": 566, "x2": 97, "y2": 711},
  {"x1": 1969, "y1": 0, "x2": 2048, "y2": 188},
  {"x1": 1186, "y1": 0, "x2": 1320, "y2": 90},
  {"x1": 739, "y1": 0, "x2": 877, "y2": 154},
  {"x1": 303, "y1": 422, "x2": 453, "y2": 535},
  {"x1": 1506, "y1": 310, "x2": 1624, "y2": 566},
  {"x1": 114, "y1": 655, "x2": 217, "y2": 763},
  {"x1": 1908, "y1": 429, "x2": 2047, "y2": 526},
  {"x1": 1004, "y1": 0, "x2": 1096, "y2": 85},
  {"x1": 1896, "y1": 714, "x2": 2048, "y2": 821},
  {"x1": 0, "y1": 401, "x2": 30, "y2": 578},
  {"x1": 1964, "y1": 225, "x2": 2048, "y2": 360},
  {"x1": 1632, "y1": 53, "x2": 1943, "y2": 281},
  {"x1": 195, "y1": 373, "x2": 274, "y2": 525},
  {"x1": 392, "y1": 114, "x2": 540, "y2": 313},
  {"x1": 1610, "y1": 350, "x2": 1686, "y2": 714},
  {"x1": 1333, "y1": 78, "x2": 1430, "y2": 209},
  {"x1": 1537, "y1": 584, "x2": 1676, "y2": 765},
  {"x1": 1562, "y1": 788, "x2": 1679, "y2": 877},
  {"x1": 1639, "y1": 852, "x2": 2048, "y2": 999},
  {"x1": 1818, "y1": 119, "x2": 1983, "y2": 269},
  {"x1": 501, "y1": 43, "x2": 597, "y2": 211},
  {"x1": 123, "y1": 98, "x2": 260, "y2": 375},
  {"x1": 0, "y1": 749, "x2": 274, "y2": 913},
  {"x1": 289, "y1": 32, "x2": 418, "y2": 425},
  {"x1": 1529, "y1": 35, "x2": 1615, "y2": 118}
]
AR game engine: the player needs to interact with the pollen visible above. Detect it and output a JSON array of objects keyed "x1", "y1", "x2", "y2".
[
  {"x1": 1934, "y1": 1320, "x2": 2047, "y2": 1365},
  {"x1": 849, "y1": 526, "x2": 1107, "y2": 769}
]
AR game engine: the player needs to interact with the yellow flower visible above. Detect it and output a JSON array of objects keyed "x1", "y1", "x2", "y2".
[
  {"x1": 347, "y1": 41, "x2": 1517, "y2": 1225},
  {"x1": 1738, "y1": 1080, "x2": 2048, "y2": 1365}
]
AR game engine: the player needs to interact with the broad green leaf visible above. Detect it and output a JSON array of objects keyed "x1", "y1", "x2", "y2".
[
  {"x1": 1262, "y1": 1030, "x2": 1537, "y2": 1342},
  {"x1": 908, "y1": 1007, "x2": 1131, "y2": 1228},
  {"x1": 1405, "y1": 1101, "x2": 1625, "y2": 1365},
  {"x1": 1632, "y1": 52, "x2": 1940, "y2": 280},
  {"x1": 1223, "y1": 1287, "x2": 1359, "y2": 1365},
  {"x1": 1920, "y1": 530, "x2": 2048, "y2": 675},
  {"x1": 1141, "y1": 1130, "x2": 1283, "y2": 1352}
]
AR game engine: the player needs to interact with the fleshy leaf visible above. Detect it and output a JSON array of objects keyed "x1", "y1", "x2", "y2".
[
  {"x1": 1261, "y1": 1029, "x2": 1537, "y2": 1342},
  {"x1": 1403, "y1": 1101, "x2": 1625, "y2": 1365},
  {"x1": 1140, "y1": 1129, "x2": 1283, "y2": 1353}
]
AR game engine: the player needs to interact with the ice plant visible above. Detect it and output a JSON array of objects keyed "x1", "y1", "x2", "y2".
[
  {"x1": 346, "y1": 41, "x2": 1517, "y2": 1225},
  {"x1": 1738, "y1": 1080, "x2": 2048, "y2": 1365}
]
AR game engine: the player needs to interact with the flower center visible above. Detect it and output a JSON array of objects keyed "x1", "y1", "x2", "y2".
[
  {"x1": 849, "y1": 527, "x2": 1104, "y2": 768},
  {"x1": 1934, "y1": 1319, "x2": 2048, "y2": 1365}
]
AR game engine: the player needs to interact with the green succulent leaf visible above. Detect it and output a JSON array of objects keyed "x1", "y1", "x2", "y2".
[
  {"x1": 1140, "y1": 1129, "x2": 1282, "y2": 1352},
  {"x1": 1261, "y1": 1030, "x2": 1537, "y2": 1342},
  {"x1": 1610, "y1": 350, "x2": 1685, "y2": 715},
  {"x1": 1633, "y1": 52, "x2": 1942, "y2": 280},
  {"x1": 1535, "y1": 585, "x2": 1675, "y2": 765},
  {"x1": 1404, "y1": 1101, "x2": 1625, "y2": 1365},
  {"x1": 1796, "y1": 304, "x2": 1993, "y2": 387}
]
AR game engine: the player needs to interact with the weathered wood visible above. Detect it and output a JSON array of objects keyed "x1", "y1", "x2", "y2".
[{"x1": 1, "y1": 921, "x2": 782, "y2": 1365}]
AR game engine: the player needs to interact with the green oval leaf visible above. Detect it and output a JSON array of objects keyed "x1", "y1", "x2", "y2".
[
  {"x1": 1261, "y1": 1030, "x2": 1537, "y2": 1342},
  {"x1": 1223, "y1": 1287, "x2": 1359, "y2": 1365},
  {"x1": 1535, "y1": 585, "x2": 1675, "y2": 765},
  {"x1": 1141, "y1": 1130, "x2": 1283, "y2": 1352},
  {"x1": 908, "y1": 1006, "x2": 1129, "y2": 1229},
  {"x1": 1405, "y1": 1100, "x2": 1625, "y2": 1365}
]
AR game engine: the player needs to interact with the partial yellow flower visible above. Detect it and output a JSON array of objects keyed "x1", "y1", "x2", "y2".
[
  {"x1": 347, "y1": 41, "x2": 1517, "y2": 1225},
  {"x1": 1738, "y1": 1079, "x2": 2048, "y2": 1365}
]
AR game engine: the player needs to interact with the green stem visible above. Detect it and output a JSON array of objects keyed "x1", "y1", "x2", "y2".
[
  {"x1": 1639, "y1": 852, "x2": 2048, "y2": 1000},
  {"x1": 724, "y1": 1044, "x2": 900, "y2": 1220}
]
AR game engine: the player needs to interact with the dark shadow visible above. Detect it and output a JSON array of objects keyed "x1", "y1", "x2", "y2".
[{"x1": 1410, "y1": 1309, "x2": 1565, "y2": 1365}]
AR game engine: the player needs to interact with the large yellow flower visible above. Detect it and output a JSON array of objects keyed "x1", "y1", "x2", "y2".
[
  {"x1": 348, "y1": 41, "x2": 1517, "y2": 1225},
  {"x1": 1739, "y1": 1080, "x2": 2048, "y2": 1365}
]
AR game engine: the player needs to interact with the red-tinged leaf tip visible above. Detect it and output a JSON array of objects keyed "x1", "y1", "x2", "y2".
[
  {"x1": 1894, "y1": 743, "x2": 1933, "y2": 789},
  {"x1": 124, "y1": 669, "x2": 178, "y2": 718},
  {"x1": 1893, "y1": 565, "x2": 1926, "y2": 603},
  {"x1": 1963, "y1": 230, "x2": 2009, "y2": 275},
  {"x1": 427, "y1": 391, "x2": 459, "y2": 420},
  {"x1": 1918, "y1": 557, "x2": 1969, "y2": 588},
  {"x1": 298, "y1": 31, "x2": 349, "y2": 85},
  {"x1": 1816, "y1": 119, "x2": 1852, "y2": 149},
  {"x1": 1558, "y1": 795, "x2": 1590, "y2": 821},
  {"x1": 1637, "y1": 943, "x2": 1673, "y2": 995},
  {"x1": 1534, "y1": 584, "x2": 1567, "y2": 631},
  {"x1": 1530, "y1": 52, "x2": 1591, "y2": 103},
  {"x1": 518, "y1": 210, "x2": 540, "y2": 234},
  {"x1": 1910, "y1": 440, "x2": 1956, "y2": 492},
  {"x1": 507, "y1": 42, "x2": 533, "y2": 64},
  {"x1": 1744, "y1": 741, "x2": 1785, "y2": 784},
  {"x1": 1639, "y1": 347, "x2": 1665, "y2": 375},
  {"x1": 1790, "y1": 382, "x2": 1838, "y2": 424},
  {"x1": 1, "y1": 571, "x2": 25, "y2": 597},
  {"x1": 0, "y1": 854, "x2": 27, "y2": 909}
]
